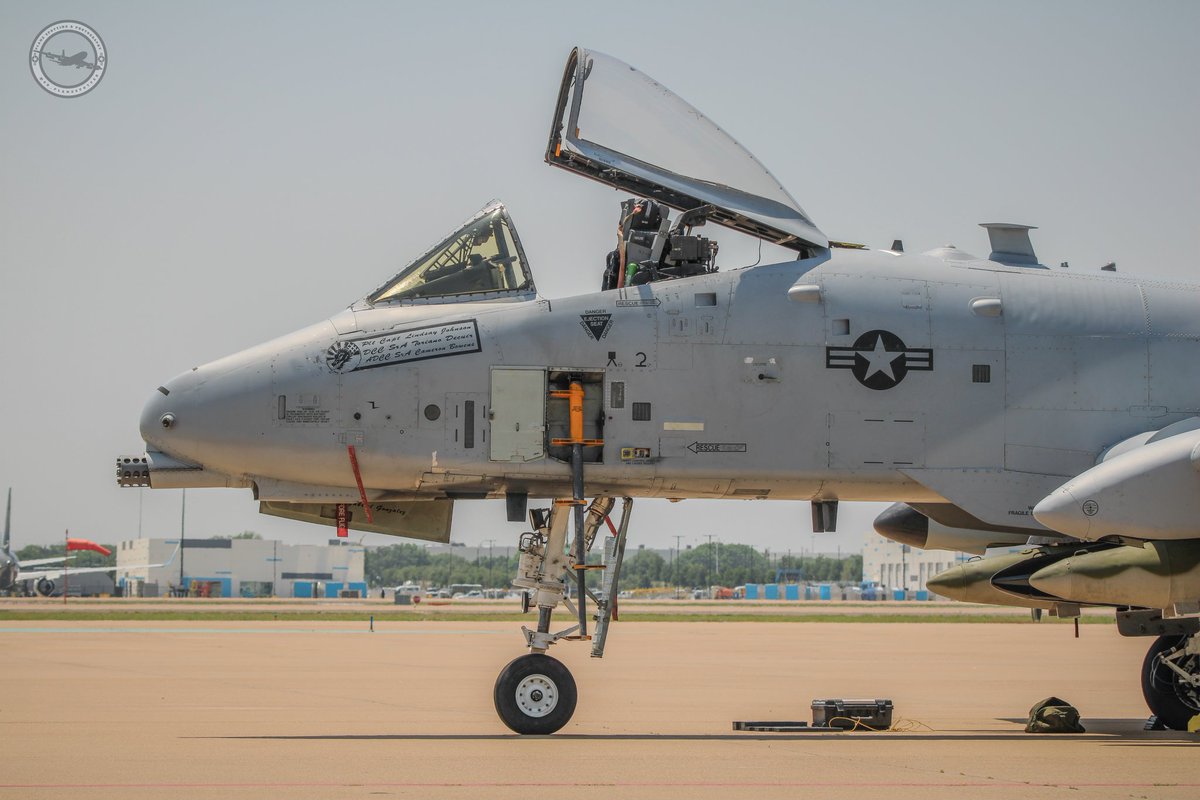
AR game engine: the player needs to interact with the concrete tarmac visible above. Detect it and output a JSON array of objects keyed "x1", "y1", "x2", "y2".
[
  {"x1": 0, "y1": 595, "x2": 1116, "y2": 617},
  {"x1": 1, "y1": 619, "x2": 1197, "y2": 799}
]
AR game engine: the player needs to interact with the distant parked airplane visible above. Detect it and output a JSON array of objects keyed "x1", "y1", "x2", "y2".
[{"x1": 0, "y1": 489, "x2": 175, "y2": 596}]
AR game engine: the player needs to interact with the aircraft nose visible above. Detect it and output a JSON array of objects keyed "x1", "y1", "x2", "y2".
[
  {"x1": 138, "y1": 370, "x2": 204, "y2": 457},
  {"x1": 139, "y1": 386, "x2": 176, "y2": 448}
]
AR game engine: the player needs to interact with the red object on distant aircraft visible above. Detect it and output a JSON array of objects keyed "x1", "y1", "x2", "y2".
[{"x1": 66, "y1": 538, "x2": 111, "y2": 557}]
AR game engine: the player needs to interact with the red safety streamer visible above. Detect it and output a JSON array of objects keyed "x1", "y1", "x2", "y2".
[{"x1": 346, "y1": 445, "x2": 374, "y2": 523}]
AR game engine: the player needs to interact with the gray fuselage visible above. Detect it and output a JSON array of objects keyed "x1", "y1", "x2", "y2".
[{"x1": 139, "y1": 247, "x2": 1200, "y2": 534}]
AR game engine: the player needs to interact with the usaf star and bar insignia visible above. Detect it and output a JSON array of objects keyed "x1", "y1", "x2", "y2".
[{"x1": 825, "y1": 329, "x2": 933, "y2": 390}]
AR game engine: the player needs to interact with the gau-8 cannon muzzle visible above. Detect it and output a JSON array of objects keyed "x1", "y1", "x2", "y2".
[{"x1": 115, "y1": 451, "x2": 246, "y2": 489}]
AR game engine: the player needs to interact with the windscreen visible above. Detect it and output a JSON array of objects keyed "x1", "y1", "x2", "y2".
[{"x1": 370, "y1": 202, "x2": 534, "y2": 305}]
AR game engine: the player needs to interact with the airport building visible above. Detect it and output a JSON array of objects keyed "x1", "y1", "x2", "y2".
[
  {"x1": 115, "y1": 537, "x2": 366, "y2": 598},
  {"x1": 862, "y1": 535, "x2": 971, "y2": 599}
]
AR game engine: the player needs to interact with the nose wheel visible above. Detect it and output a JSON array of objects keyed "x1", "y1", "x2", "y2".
[{"x1": 494, "y1": 653, "x2": 577, "y2": 735}]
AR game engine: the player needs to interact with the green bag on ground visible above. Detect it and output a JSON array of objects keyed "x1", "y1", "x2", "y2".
[{"x1": 1025, "y1": 696, "x2": 1085, "y2": 733}]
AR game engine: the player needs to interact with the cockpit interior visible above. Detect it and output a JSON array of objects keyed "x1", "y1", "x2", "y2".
[{"x1": 368, "y1": 202, "x2": 535, "y2": 305}]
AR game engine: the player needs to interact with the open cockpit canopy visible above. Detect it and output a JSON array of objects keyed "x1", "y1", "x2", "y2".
[
  {"x1": 546, "y1": 47, "x2": 827, "y2": 253},
  {"x1": 366, "y1": 201, "x2": 536, "y2": 306}
]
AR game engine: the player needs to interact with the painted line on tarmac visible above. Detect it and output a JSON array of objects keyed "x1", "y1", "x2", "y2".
[
  {"x1": 2, "y1": 782, "x2": 1199, "y2": 790},
  {"x1": 0, "y1": 627, "x2": 508, "y2": 635}
]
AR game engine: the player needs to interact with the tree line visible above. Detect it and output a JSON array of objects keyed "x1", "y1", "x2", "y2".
[
  {"x1": 365, "y1": 541, "x2": 862, "y2": 590},
  {"x1": 16, "y1": 538, "x2": 863, "y2": 591}
]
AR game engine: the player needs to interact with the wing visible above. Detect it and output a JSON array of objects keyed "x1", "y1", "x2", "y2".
[
  {"x1": 19, "y1": 544, "x2": 181, "y2": 583},
  {"x1": 19, "y1": 564, "x2": 119, "y2": 582},
  {"x1": 18, "y1": 556, "x2": 74, "y2": 568}
]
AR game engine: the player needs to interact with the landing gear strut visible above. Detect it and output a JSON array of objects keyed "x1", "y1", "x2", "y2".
[
  {"x1": 493, "y1": 495, "x2": 633, "y2": 734},
  {"x1": 1142, "y1": 633, "x2": 1200, "y2": 730}
]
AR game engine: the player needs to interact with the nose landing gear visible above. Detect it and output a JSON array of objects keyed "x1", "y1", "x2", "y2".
[{"x1": 494, "y1": 496, "x2": 632, "y2": 734}]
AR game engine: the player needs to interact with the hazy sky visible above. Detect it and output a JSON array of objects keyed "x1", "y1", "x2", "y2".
[{"x1": 2, "y1": 1, "x2": 1198, "y2": 556}]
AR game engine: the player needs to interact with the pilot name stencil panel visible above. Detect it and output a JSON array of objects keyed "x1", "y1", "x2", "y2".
[{"x1": 325, "y1": 320, "x2": 481, "y2": 373}]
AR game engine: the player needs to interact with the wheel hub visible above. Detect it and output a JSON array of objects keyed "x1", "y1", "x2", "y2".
[
  {"x1": 515, "y1": 674, "x2": 558, "y2": 717},
  {"x1": 1167, "y1": 652, "x2": 1200, "y2": 709}
]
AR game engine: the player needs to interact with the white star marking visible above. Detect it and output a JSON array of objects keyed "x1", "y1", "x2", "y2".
[{"x1": 860, "y1": 334, "x2": 903, "y2": 382}]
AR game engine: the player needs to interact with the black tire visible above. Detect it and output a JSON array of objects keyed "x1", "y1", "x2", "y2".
[
  {"x1": 1141, "y1": 634, "x2": 1200, "y2": 731},
  {"x1": 493, "y1": 653, "x2": 577, "y2": 735}
]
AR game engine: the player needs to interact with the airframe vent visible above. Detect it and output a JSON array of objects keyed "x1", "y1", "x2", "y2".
[{"x1": 980, "y1": 223, "x2": 1044, "y2": 268}]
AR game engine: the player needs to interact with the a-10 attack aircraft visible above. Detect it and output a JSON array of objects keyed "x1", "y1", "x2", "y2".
[{"x1": 120, "y1": 46, "x2": 1200, "y2": 734}]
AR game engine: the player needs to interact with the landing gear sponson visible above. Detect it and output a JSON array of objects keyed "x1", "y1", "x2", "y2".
[
  {"x1": 1142, "y1": 632, "x2": 1200, "y2": 730},
  {"x1": 493, "y1": 495, "x2": 632, "y2": 734},
  {"x1": 1119, "y1": 609, "x2": 1200, "y2": 730}
]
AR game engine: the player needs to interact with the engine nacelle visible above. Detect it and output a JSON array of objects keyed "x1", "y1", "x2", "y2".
[{"x1": 35, "y1": 578, "x2": 56, "y2": 597}]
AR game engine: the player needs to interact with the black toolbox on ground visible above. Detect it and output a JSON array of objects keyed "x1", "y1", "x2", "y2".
[{"x1": 811, "y1": 699, "x2": 894, "y2": 730}]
